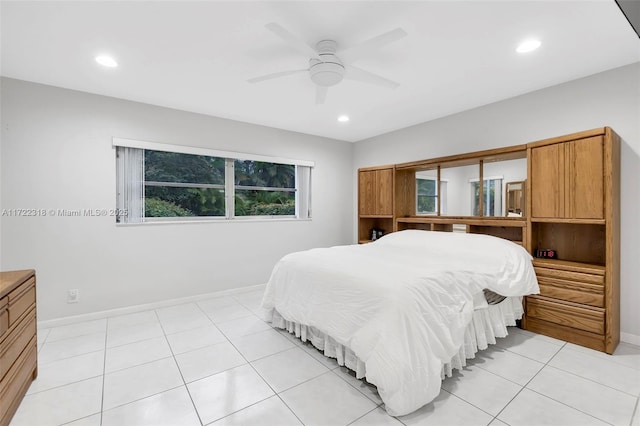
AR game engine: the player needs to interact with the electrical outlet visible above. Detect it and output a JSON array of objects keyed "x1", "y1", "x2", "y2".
[{"x1": 67, "y1": 289, "x2": 79, "y2": 303}]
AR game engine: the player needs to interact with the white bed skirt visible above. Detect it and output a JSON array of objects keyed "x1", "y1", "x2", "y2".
[{"x1": 268, "y1": 296, "x2": 524, "y2": 381}]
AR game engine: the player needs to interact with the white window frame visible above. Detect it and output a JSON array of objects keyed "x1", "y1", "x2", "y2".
[
  {"x1": 469, "y1": 176, "x2": 503, "y2": 216},
  {"x1": 114, "y1": 138, "x2": 313, "y2": 224},
  {"x1": 416, "y1": 177, "x2": 438, "y2": 216}
]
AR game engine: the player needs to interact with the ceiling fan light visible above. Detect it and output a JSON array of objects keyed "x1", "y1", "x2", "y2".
[
  {"x1": 312, "y1": 71, "x2": 344, "y2": 86},
  {"x1": 309, "y1": 58, "x2": 345, "y2": 87}
]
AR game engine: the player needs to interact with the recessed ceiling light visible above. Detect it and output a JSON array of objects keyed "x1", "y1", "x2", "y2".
[
  {"x1": 516, "y1": 39, "x2": 541, "y2": 53},
  {"x1": 95, "y1": 55, "x2": 118, "y2": 68},
  {"x1": 337, "y1": 115, "x2": 350, "y2": 123}
]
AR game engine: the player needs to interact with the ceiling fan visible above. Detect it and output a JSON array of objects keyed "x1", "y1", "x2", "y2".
[{"x1": 248, "y1": 23, "x2": 407, "y2": 104}]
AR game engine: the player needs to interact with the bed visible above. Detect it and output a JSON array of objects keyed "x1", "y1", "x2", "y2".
[{"x1": 260, "y1": 229, "x2": 539, "y2": 416}]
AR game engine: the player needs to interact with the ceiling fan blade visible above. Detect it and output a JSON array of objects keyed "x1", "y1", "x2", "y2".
[
  {"x1": 345, "y1": 65, "x2": 399, "y2": 89},
  {"x1": 315, "y1": 86, "x2": 328, "y2": 105},
  {"x1": 247, "y1": 69, "x2": 308, "y2": 83},
  {"x1": 341, "y1": 28, "x2": 407, "y2": 62},
  {"x1": 265, "y1": 23, "x2": 320, "y2": 59}
]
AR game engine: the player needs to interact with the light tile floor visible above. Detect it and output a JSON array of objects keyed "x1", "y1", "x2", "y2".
[{"x1": 13, "y1": 289, "x2": 640, "y2": 426}]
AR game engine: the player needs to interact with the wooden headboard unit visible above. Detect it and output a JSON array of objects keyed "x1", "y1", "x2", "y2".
[{"x1": 358, "y1": 127, "x2": 620, "y2": 355}]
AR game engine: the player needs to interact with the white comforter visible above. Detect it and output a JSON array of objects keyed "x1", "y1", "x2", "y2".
[{"x1": 261, "y1": 230, "x2": 539, "y2": 416}]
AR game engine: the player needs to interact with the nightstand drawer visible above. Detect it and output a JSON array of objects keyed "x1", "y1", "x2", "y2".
[
  {"x1": 8, "y1": 277, "x2": 35, "y2": 327},
  {"x1": 526, "y1": 296, "x2": 604, "y2": 335},
  {"x1": 534, "y1": 267, "x2": 604, "y2": 285},
  {"x1": 537, "y1": 276, "x2": 604, "y2": 307}
]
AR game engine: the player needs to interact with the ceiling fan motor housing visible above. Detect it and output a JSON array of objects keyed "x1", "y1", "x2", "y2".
[{"x1": 309, "y1": 40, "x2": 345, "y2": 87}]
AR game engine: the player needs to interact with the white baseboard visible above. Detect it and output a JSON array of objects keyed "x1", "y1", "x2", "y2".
[
  {"x1": 620, "y1": 332, "x2": 640, "y2": 347},
  {"x1": 38, "y1": 283, "x2": 267, "y2": 329}
]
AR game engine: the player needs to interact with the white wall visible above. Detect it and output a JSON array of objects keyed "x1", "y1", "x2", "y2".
[
  {"x1": 0, "y1": 78, "x2": 354, "y2": 321},
  {"x1": 440, "y1": 164, "x2": 477, "y2": 216},
  {"x1": 353, "y1": 62, "x2": 640, "y2": 342}
]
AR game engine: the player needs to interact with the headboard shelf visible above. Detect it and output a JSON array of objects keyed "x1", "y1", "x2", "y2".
[
  {"x1": 530, "y1": 217, "x2": 605, "y2": 225},
  {"x1": 395, "y1": 216, "x2": 525, "y2": 243},
  {"x1": 396, "y1": 216, "x2": 525, "y2": 227}
]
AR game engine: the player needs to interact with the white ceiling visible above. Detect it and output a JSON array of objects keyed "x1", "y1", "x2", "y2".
[{"x1": 1, "y1": 1, "x2": 639, "y2": 142}]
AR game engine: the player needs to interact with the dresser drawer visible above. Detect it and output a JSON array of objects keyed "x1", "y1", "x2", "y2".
[
  {"x1": 534, "y1": 267, "x2": 604, "y2": 285},
  {"x1": 0, "y1": 297, "x2": 7, "y2": 339},
  {"x1": 0, "y1": 338, "x2": 36, "y2": 426},
  {"x1": 0, "y1": 309, "x2": 36, "y2": 382},
  {"x1": 537, "y1": 276, "x2": 604, "y2": 307},
  {"x1": 8, "y1": 277, "x2": 35, "y2": 327},
  {"x1": 526, "y1": 296, "x2": 604, "y2": 334},
  {"x1": 0, "y1": 309, "x2": 7, "y2": 339}
]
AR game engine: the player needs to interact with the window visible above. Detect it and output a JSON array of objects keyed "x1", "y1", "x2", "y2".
[
  {"x1": 470, "y1": 177, "x2": 502, "y2": 216},
  {"x1": 234, "y1": 160, "x2": 295, "y2": 216},
  {"x1": 144, "y1": 150, "x2": 226, "y2": 218},
  {"x1": 416, "y1": 177, "x2": 437, "y2": 215},
  {"x1": 115, "y1": 139, "x2": 312, "y2": 223}
]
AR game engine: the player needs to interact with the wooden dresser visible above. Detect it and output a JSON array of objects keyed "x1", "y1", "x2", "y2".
[{"x1": 0, "y1": 270, "x2": 37, "y2": 426}]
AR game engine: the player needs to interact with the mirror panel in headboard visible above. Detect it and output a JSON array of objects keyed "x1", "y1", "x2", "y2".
[
  {"x1": 482, "y1": 157, "x2": 527, "y2": 217},
  {"x1": 438, "y1": 161, "x2": 479, "y2": 216}
]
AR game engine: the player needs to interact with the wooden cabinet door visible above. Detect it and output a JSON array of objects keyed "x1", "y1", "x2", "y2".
[
  {"x1": 375, "y1": 169, "x2": 393, "y2": 215},
  {"x1": 531, "y1": 137, "x2": 604, "y2": 220},
  {"x1": 359, "y1": 168, "x2": 393, "y2": 216},
  {"x1": 531, "y1": 144, "x2": 564, "y2": 218},
  {"x1": 567, "y1": 136, "x2": 604, "y2": 219},
  {"x1": 358, "y1": 170, "x2": 376, "y2": 215}
]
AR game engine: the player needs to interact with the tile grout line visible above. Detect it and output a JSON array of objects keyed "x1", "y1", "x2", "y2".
[
  {"x1": 328, "y1": 365, "x2": 383, "y2": 406},
  {"x1": 267, "y1": 330, "x2": 383, "y2": 424},
  {"x1": 255, "y1": 339, "x2": 335, "y2": 394},
  {"x1": 155, "y1": 306, "x2": 207, "y2": 426},
  {"x1": 562, "y1": 343, "x2": 640, "y2": 372},
  {"x1": 541, "y1": 352, "x2": 640, "y2": 398},
  {"x1": 25, "y1": 349, "x2": 106, "y2": 396},
  {"x1": 487, "y1": 338, "x2": 566, "y2": 424},
  {"x1": 105, "y1": 310, "x2": 199, "y2": 412},
  {"x1": 40, "y1": 328, "x2": 107, "y2": 345},
  {"x1": 41, "y1": 329, "x2": 107, "y2": 426},
  {"x1": 629, "y1": 396, "x2": 639, "y2": 426},
  {"x1": 470, "y1": 355, "x2": 544, "y2": 389},
  {"x1": 101, "y1": 309, "x2": 198, "y2": 412},
  {"x1": 439, "y1": 387, "x2": 498, "y2": 422},
  {"x1": 193, "y1": 301, "x2": 305, "y2": 426},
  {"x1": 36, "y1": 331, "x2": 107, "y2": 365},
  {"x1": 101, "y1": 384, "x2": 187, "y2": 415},
  {"x1": 99, "y1": 321, "x2": 108, "y2": 426},
  {"x1": 36, "y1": 328, "x2": 51, "y2": 353},
  {"x1": 543, "y1": 362, "x2": 640, "y2": 398},
  {"x1": 495, "y1": 340, "x2": 620, "y2": 426},
  {"x1": 524, "y1": 387, "x2": 618, "y2": 426},
  {"x1": 432, "y1": 328, "x2": 561, "y2": 424},
  {"x1": 224, "y1": 298, "x2": 380, "y2": 425},
  {"x1": 269, "y1": 322, "x2": 380, "y2": 400},
  {"x1": 345, "y1": 405, "x2": 381, "y2": 426}
]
